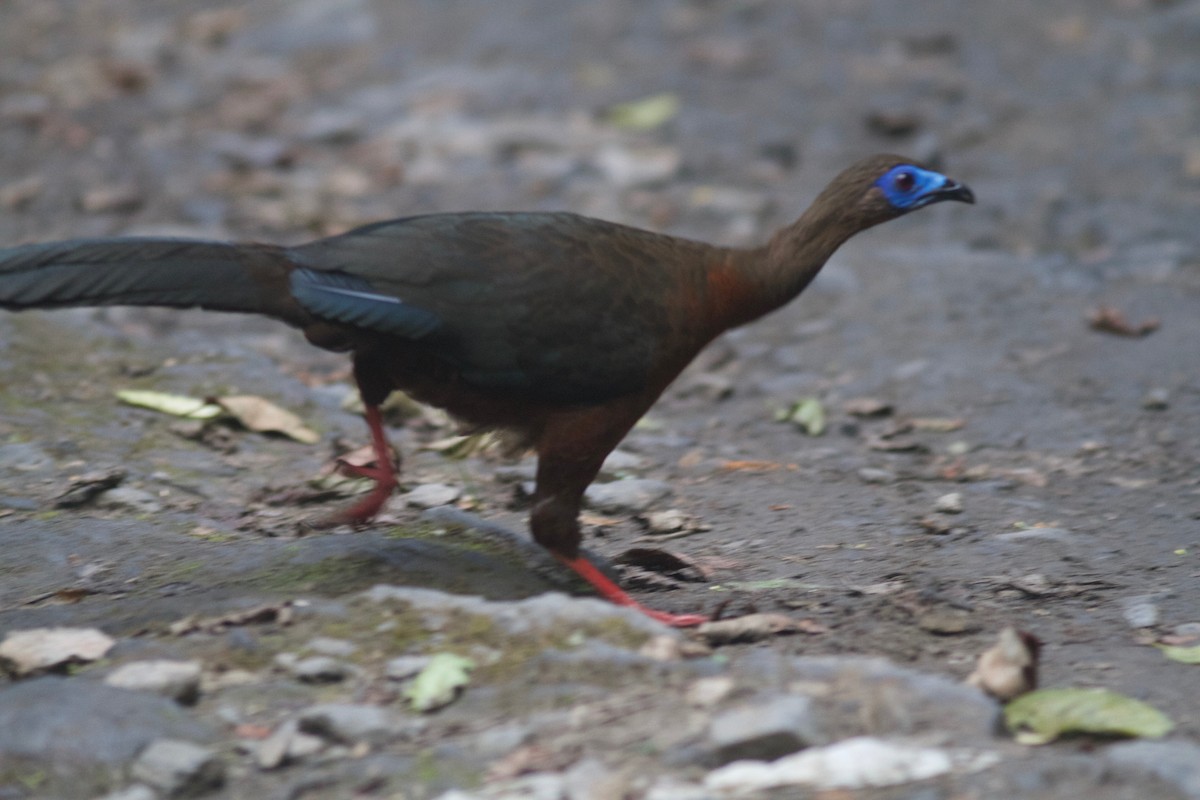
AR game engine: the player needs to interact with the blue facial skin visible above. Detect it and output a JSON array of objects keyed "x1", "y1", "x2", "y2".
[{"x1": 874, "y1": 165, "x2": 957, "y2": 210}]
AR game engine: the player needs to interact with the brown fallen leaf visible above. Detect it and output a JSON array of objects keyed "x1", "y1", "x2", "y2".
[
  {"x1": 170, "y1": 601, "x2": 295, "y2": 635},
  {"x1": 213, "y1": 395, "x2": 320, "y2": 444},
  {"x1": 720, "y1": 459, "x2": 798, "y2": 472},
  {"x1": 487, "y1": 744, "x2": 579, "y2": 782},
  {"x1": 843, "y1": 396, "x2": 894, "y2": 418},
  {"x1": 910, "y1": 417, "x2": 966, "y2": 433},
  {"x1": 697, "y1": 613, "x2": 823, "y2": 645},
  {"x1": 1087, "y1": 305, "x2": 1160, "y2": 337},
  {"x1": 967, "y1": 627, "x2": 1042, "y2": 701}
]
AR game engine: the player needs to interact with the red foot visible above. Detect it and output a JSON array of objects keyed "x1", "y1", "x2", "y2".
[
  {"x1": 554, "y1": 554, "x2": 708, "y2": 628},
  {"x1": 324, "y1": 404, "x2": 399, "y2": 526}
]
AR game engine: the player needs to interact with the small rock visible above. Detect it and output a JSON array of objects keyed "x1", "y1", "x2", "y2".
[
  {"x1": 94, "y1": 786, "x2": 158, "y2": 800},
  {"x1": 1105, "y1": 740, "x2": 1200, "y2": 798},
  {"x1": 641, "y1": 508, "x2": 704, "y2": 534},
  {"x1": 130, "y1": 739, "x2": 224, "y2": 797},
  {"x1": 705, "y1": 736, "x2": 999, "y2": 793},
  {"x1": 686, "y1": 676, "x2": 735, "y2": 708},
  {"x1": 707, "y1": 695, "x2": 823, "y2": 765},
  {"x1": 403, "y1": 482, "x2": 462, "y2": 509},
  {"x1": 99, "y1": 486, "x2": 164, "y2": 514},
  {"x1": 1173, "y1": 622, "x2": 1200, "y2": 638},
  {"x1": 585, "y1": 478, "x2": 672, "y2": 514},
  {"x1": 289, "y1": 656, "x2": 356, "y2": 683},
  {"x1": 256, "y1": 719, "x2": 325, "y2": 770},
  {"x1": 916, "y1": 608, "x2": 978, "y2": 635},
  {"x1": 933, "y1": 492, "x2": 964, "y2": 514},
  {"x1": 385, "y1": 655, "x2": 433, "y2": 681},
  {"x1": 593, "y1": 143, "x2": 681, "y2": 187},
  {"x1": 0, "y1": 627, "x2": 115, "y2": 676},
  {"x1": 857, "y1": 467, "x2": 896, "y2": 484},
  {"x1": 298, "y1": 703, "x2": 407, "y2": 745},
  {"x1": 1142, "y1": 387, "x2": 1170, "y2": 410},
  {"x1": 79, "y1": 183, "x2": 144, "y2": 214},
  {"x1": 600, "y1": 448, "x2": 647, "y2": 477},
  {"x1": 105, "y1": 660, "x2": 202, "y2": 705},
  {"x1": 1121, "y1": 596, "x2": 1161, "y2": 629},
  {"x1": 305, "y1": 636, "x2": 357, "y2": 657}
]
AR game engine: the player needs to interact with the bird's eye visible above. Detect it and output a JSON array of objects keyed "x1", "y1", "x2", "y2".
[{"x1": 894, "y1": 170, "x2": 916, "y2": 192}]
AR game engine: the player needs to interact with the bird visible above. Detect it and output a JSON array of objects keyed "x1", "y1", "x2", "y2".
[{"x1": 0, "y1": 154, "x2": 973, "y2": 626}]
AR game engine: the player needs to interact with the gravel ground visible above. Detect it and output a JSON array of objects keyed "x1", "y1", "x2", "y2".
[{"x1": 1, "y1": 1, "x2": 1199, "y2": 798}]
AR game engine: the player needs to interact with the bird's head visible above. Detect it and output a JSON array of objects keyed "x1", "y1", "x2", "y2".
[
  {"x1": 813, "y1": 154, "x2": 975, "y2": 231},
  {"x1": 873, "y1": 162, "x2": 974, "y2": 211}
]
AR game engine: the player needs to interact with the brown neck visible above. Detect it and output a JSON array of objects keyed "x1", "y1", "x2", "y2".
[{"x1": 716, "y1": 198, "x2": 872, "y2": 330}]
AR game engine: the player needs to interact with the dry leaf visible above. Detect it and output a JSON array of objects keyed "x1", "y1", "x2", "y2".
[
  {"x1": 843, "y1": 397, "x2": 893, "y2": 417},
  {"x1": 697, "y1": 613, "x2": 816, "y2": 645},
  {"x1": 1087, "y1": 305, "x2": 1159, "y2": 337},
  {"x1": 214, "y1": 395, "x2": 320, "y2": 444},
  {"x1": 170, "y1": 601, "x2": 295, "y2": 635},
  {"x1": 966, "y1": 627, "x2": 1042, "y2": 701}
]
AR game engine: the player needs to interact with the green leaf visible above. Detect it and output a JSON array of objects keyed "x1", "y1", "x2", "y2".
[
  {"x1": 1157, "y1": 644, "x2": 1200, "y2": 664},
  {"x1": 605, "y1": 93, "x2": 680, "y2": 130},
  {"x1": 116, "y1": 390, "x2": 221, "y2": 420},
  {"x1": 403, "y1": 653, "x2": 475, "y2": 712},
  {"x1": 776, "y1": 397, "x2": 826, "y2": 436},
  {"x1": 1004, "y1": 688, "x2": 1173, "y2": 744}
]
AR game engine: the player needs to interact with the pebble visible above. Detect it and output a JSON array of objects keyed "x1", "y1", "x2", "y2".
[
  {"x1": 297, "y1": 703, "x2": 408, "y2": 745},
  {"x1": 130, "y1": 739, "x2": 225, "y2": 797},
  {"x1": 1141, "y1": 387, "x2": 1170, "y2": 410},
  {"x1": 706, "y1": 694, "x2": 823, "y2": 764},
  {"x1": 933, "y1": 492, "x2": 964, "y2": 514},
  {"x1": 256, "y1": 719, "x2": 326, "y2": 769},
  {"x1": 385, "y1": 655, "x2": 433, "y2": 681},
  {"x1": 857, "y1": 467, "x2": 897, "y2": 484},
  {"x1": 289, "y1": 656, "x2": 357, "y2": 683},
  {"x1": 104, "y1": 660, "x2": 203, "y2": 705},
  {"x1": 98, "y1": 486, "x2": 164, "y2": 514},
  {"x1": 584, "y1": 478, "x2": 672, "y2": 514},
  {"x1": 403, "y1": 482, "x2": 462, "y2": 509},
  {"x1": 599, "y1": 448, "x2": 648, "y2": 477},
  {"x1": 1120, "y1": 596, "x2": 1161, "y2": 629},
  {"x1": 95, "y1": 786, "x2": 158, "y2": 800},
  {"x1": 305, "y1": 636, "x2": 357, "y2": 657},
  {"x1": 1105, "y1": 740, "x2": 1200, "y2": 798}
]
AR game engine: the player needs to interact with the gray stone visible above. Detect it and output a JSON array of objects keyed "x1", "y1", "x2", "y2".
[
  {"x1": 784, "y1": 656, "x2": 1000, "y2": 742},
  {"x1": 290, "y1": 655, "x2": 357, "y2": 683},
  {"x1": 385, "y1": 655, "x2": 433, "y2": 681},
  {"x1": 857, "y1": 467, "x2": 896, "y2": 484},
  {"x1": 256, "y1": 719, "x2": 325, "y2": 770},
  {"x1": 104, "y1": 660, "x2": 202, "y2": 704},
  {"x1": 130, "y1": 739, "x2": 224, "y2": 798},
  {"x1": 1121, "y1": 596, "x2": 1162, "y2": 629},
  {"x1": 585, "y1": 478, "x2": 672, "y2": 514},
  {"x1": 304, "y1": 636, "x2": 358, "y2": 657},
  {"x1": 707, "y1": 695, "x2": 822, "y2": 765},
  {"x1": 99, "y1": 486, "x2": 163, "y2": 514},
  {"x1": 403, "y1": 482, "x2": 462, "y2": 509},
  {"x1": 298, "y1": 703, "x2": 408, "y2": 745},
  {"x1": 0, "y1": 677, "x2": 211, "y2": 765},
  {"x1": 934, "y1": 492, "x2": 964, "y2": 514},
  {"x1": 94, "y1": 786, "x2": 158, "y2": 800},
  {"x1": 1106, "y1": 740, "x2": 1200, "y2": 798}
]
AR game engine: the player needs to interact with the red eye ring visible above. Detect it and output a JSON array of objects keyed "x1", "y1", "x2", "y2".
[{"x1": 894, "y1": 170, "x2": 916, "y2": 191}]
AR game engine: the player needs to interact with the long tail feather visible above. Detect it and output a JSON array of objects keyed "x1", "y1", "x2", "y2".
[{"x1": 0, "y1": 237, "x2": 299, "y2": 320}]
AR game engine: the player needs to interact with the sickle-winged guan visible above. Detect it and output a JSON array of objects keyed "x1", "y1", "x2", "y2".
[{"x1": 0, "y1": 154, "x2": 973, "y2": 626}]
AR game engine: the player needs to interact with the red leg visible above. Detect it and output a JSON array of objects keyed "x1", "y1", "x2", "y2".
[
  {"x1": 555, "y1": 553, "x2": 708, "y2": 628},
  {"x1": 329, "y1": 404, "x2": 399, "y2": 524},
  {"x1": 529, "y1": 400, "x2": 708, "y2": 628}
]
